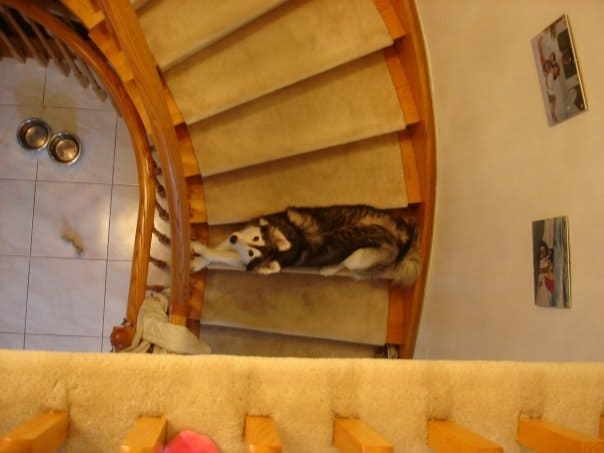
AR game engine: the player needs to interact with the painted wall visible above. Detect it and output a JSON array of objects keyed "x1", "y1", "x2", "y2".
[{"x1": 414, "y1": 1, "x2": 604, "y2": 360}]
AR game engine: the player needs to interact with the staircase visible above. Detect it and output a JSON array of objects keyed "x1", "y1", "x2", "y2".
[{"x1": 7, "y1": 0, "x2": 435, "y2": 358}]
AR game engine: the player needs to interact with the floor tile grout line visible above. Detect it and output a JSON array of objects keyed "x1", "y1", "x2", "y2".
[
  {"x1": 23, "y1": 120, "x2": 42, "y2": 350},
  {"x1": 100, "y1": 114, "x2": 120, "y2": 347}
]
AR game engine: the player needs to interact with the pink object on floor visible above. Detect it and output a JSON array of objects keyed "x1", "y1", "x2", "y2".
[{"x1": 164, "y1": 430, "x2": 220, "y2": 453}]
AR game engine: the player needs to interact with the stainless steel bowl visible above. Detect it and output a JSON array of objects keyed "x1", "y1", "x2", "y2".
[
  {"x1": 16, "y1": 117, "x2": 53, "y2": 152},
  {"x1": 47, "y1": 131, "x2": 82, "y2": 165}
]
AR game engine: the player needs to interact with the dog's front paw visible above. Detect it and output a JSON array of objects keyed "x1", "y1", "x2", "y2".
[
  {"x1": 191, "y1": 240, "x2": 209, "y2": 255},
  {"x1": 319, "y1": 265, "x2": 341, "y2": 277},
  {"x1": 191, "y1": 256, "x2": 210, "y2": 272},
  {"x1": 257, "y1": 260, "x2": 281, "y2": 275}
]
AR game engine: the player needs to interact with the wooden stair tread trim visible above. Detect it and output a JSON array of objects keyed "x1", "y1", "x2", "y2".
[
  {"x1": 372, "y1": 0, "x2": 405, "y2": 40},
  {"x1": 120, "y1": 416, "x2": 167, "y2": 452},
  {"x1": 175, "y1": 123, "x2": 201, "y2": 177},
  {"x1": 202, "y1": 134, "x2": 408, "y2": 225},
  {"x1": 333, "y1": 418, "x2": 393, "y2": 453},
  {"x1": 390, "y1": 0, "x2": 436, "y2": 358},
  {"x1": 517, "y1": 418, "x2": 604, "y2": 452},
  {"x1": 164, "y1": 0, "x2": 396, "y2": 124},
  {"x1": 0, "y1": 411, "x2": 69, "y2": 451},
  {"x1": 428, "y1": 420, "x2": 502, "y2": 453},
  {"x1": 399, "y1": 130, "x2": 422, "y2": 204},
  {"x1": 88, "y1": 24, "x2": 134, "y2": 81},
  {"x1": 202, "y1": 270, "x2": 390, "y2": 345},
  {"x1": 384, "y1": 47, "x2": 420, "y2": 125},
  {"x1": 189, "y1": 223, "x2": 209, "y2": 322},
  {"x1": 244, "y1": 416, "x2": 283, "y2": 453},
  {"x1": 60, "y1": 0, "x2": 104, "y2": 29},
  {"x1": 187, "y1": 174, "x2": 207, "y2": 224},
  {"x1": 190, "y1": 51, "x2": 406, "y2": 177},
  {"x1": 138, "y1": 0, "x2": 286, "y2": 70}
]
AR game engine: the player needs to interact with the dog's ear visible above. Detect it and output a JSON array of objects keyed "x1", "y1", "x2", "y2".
[
  {"x1": 257, "y1": 260, "x2": 281, "y2": 275},
  {"x1": 271, "y1": 227, "x2": 291, "y2": 251}
]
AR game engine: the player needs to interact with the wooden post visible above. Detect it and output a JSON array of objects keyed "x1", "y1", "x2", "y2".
[
  {"x1": 427, "y1": 420, "x2": 502, "y2": 453},
  {"x1": 517, "y1": 417, "x2": 604, "y2": 453},
  {"x1": 244, "y1": 416, "x2": 282, "y2": 453},
  {"x1": 0, "y1": 411, "x2": 69, "y2": 453},
  {"x1": 119, "y1": 416, "x2": 166, "y2": 453},
  {"x1": 333, "y1": 418, "x2": 393, "y2": 453}
]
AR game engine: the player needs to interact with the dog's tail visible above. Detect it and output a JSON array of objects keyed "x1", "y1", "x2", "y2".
[{"x1": 389, "y1": 221, "x2": 421, "y2": 287}]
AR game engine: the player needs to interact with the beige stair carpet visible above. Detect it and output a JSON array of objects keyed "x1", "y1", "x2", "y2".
[
  {"x1": 191, "y1": 51, "x2": 406, "y2": 176},
  {"x1": 200, "y1": 325, "x2": 377, "y2": 358},
  {"x1": 202, "y1": 270, "x2": 390, "y2": 345},
  {"x1": 203, "y1": 133, "x2": 408, "y2": 224},
  {"x1": 164, "y1": 0, "x2": 395, "y2": 123},
  {"x1": 138, "y1": 0, "x2": 286, "y2": 70}
]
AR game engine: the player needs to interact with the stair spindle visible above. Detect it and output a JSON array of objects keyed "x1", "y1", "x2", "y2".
[
  {"x1": 153, "y1": 226, "x2": 171, "y2": 246},
  {"x1": 149, "y1": 255, "x2": 169, "y2": 271},
  {"x1": 0, "y1": 5, "x2": 48, "y2": 66}
]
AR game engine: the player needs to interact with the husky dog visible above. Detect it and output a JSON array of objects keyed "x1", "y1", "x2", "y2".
[{"x1": 191, "y1": 205, "x2": 420, "y2": 287}]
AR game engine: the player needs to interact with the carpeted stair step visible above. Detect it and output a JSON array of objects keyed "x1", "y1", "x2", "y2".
[
  {"x1": 200, "y1": 325, "x2": 378, "y2": 358},
  {"x1": 191, "y1": 51, "x2": 412, "y2": 176},
  {"x1": 201, "y1": 133, "x2": 408, "y2": 225},
  {"x1": 201, "y1": 271, "x2": 390, "y2": 345},
  {"x1": 163, "y1": 0, "x2": 403, "y2": 124},
  {"x1": 138, "y1": 0, "x2": 286, "y2": 70}
]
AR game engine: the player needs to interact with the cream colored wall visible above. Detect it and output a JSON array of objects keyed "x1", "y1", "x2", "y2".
[{"x1": 414, "y1": 0, "x2": 604, "y2": 360}]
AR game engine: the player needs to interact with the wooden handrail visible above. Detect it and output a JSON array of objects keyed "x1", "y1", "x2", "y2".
[
  {"x1": 96, "y1": 0, "x2": 191, "y2": 326},
  {"x1": 0, "y1": 0, "x2": 155, "y2": 330}
]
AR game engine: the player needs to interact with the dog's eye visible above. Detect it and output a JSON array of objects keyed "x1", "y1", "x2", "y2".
[
  {"x1": 253, "y1": 236, "x2": 260, "y2": 242},
  {"x1": 248, "y1": 250, "x2": 254, "y2": 257}
]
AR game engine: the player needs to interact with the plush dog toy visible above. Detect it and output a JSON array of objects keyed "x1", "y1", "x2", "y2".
[{"x1": 164, "y1": 430, "x2": 219, "y2": 453}]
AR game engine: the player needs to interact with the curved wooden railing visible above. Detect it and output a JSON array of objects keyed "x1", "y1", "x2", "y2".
[
  {"x1": 0, "y1": 0, "x2": 158, "y2": 341},
  {"x1": 95, "y1": 0, "x2": 192, "y2": 329}
]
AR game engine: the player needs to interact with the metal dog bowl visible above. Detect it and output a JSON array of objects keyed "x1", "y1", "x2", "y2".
[
  {"x1": 47, "y1": 131, "x2": 82, "y2": 165},
  {"x1": 16, "y1": 117, "x2": 53, "y2": 152}
]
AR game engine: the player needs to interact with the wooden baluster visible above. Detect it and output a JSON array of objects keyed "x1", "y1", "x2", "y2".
[
  {"x1": 152, "y1": 226, "x2": 170, "y2": 246},
  {"x1": 149, "y1": 256, "x2": 169, "y2": 271},
  {"x1": 155, "y1": 200, "x2": 169, "y2": 221},
  {"x1": 0, "y1": 6, "x2": 48, "y2": 66},
  {"x1": 78, "y1": 59, "x2": 108, "y2": 101},
  {"x1": 119, "y1": 416, "x2": 166, "y2": 453},
  {"x1": 333, "y1": 418, "x2": 393, "y2": 453},
  {"x1": 0, "y1": 411, "x2": 69, "y2": 453},
  {"x1": 25, "y1": 18, "x2": 69, "y2": 75},
  {"x1": 0, "y1": 21, "x2": 25, "y2": 62},
  {"x1": 517, "y1": 417, "x2": 604, "y2": 453},
  {"x1": 427, "y1": 420, "x2": 502, "y2": 453},
  {"x1": 244, "y1": 416, "x2": 282, "y2": 453},
  {"x1": 53, "y1": 38, "x2": 89, "y2": 88}
]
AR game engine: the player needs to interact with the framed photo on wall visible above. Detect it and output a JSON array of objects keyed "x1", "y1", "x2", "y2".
[
  {"x1": 531, "y1": 15, "x2": 587, "y2": 126},
  {"x1": 532, "y1": 216, "x2": 571, "y2": 308}
]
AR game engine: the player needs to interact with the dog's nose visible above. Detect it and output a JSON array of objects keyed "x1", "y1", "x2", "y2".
[{"x1": 229, "y1": 234, "x2": 237, "y2": 244}]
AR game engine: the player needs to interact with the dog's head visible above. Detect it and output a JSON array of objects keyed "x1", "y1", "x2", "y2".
[{"x1": 228, "y1": 219, "x2": 291, "y2": 274}]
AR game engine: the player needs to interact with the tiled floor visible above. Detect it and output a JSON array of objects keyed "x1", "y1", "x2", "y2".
[{"x1": 0, "y1": 58, "x2": 142, "y2": 352}]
